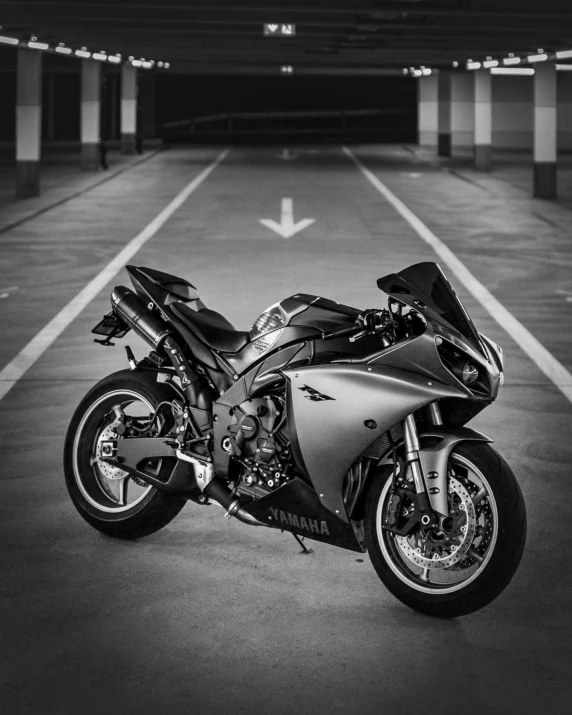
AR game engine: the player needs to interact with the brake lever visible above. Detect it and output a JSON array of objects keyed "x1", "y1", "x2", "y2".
[{"x1": 349, "y1": 330, "x2": 367, "y2": 343}]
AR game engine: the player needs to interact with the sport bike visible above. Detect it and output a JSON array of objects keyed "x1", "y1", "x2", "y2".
[{"x1": 64, "y1": 262, "x2": 526, "y2": 617}]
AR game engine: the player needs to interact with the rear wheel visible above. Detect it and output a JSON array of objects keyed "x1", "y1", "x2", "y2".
[
  {"x1": 365, "y1": 442, "x2": 526, "y2": 617},
  {"x1": 64, "y1": 370, "x2": 187, "y2": 539}
]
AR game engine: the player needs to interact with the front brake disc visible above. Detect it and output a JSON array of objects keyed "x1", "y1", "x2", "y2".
[{"x1": 395, "y1": 476, "x2": 477, "y2": 570}]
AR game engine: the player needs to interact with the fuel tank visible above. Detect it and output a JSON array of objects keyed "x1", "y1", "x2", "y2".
[{"x1": 225, "y1": 293, "x2": 380, "y2": 376}]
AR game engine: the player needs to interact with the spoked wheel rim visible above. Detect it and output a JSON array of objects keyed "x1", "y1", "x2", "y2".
[
  {"x1": 377, "y1": 453, "x2": 499, "y2": 595},
  {"x1": 72, "y1": 390, "x2": 157, "y2": 514}
]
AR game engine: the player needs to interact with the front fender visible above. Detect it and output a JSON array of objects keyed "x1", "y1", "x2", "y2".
[{"x1": 418, "y1": 427, "x2": 492, "y2": 516}]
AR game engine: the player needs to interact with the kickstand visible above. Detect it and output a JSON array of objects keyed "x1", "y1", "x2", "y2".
[{"x1": 292, "y1": 533, "x2": 313, "y2": 555}]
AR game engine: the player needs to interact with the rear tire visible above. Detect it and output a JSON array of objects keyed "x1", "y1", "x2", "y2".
[
  {"x1": 365, "y1": 442, "x2": 526, "y2": 617},
  {"x1": 64, "y1": 369, "x2": 187, "y2": 539}
]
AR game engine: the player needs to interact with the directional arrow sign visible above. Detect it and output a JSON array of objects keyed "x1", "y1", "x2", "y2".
[
  {"x1": 276, "y1": 148, "x2": 297, "y2": 160},
  {"x1": 260, "y1": 198, "x2": 315, "y2": 239}
]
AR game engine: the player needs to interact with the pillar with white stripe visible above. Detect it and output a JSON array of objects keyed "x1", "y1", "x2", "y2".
[
  {"x1": 417, "y1": 74, "x2": 438, "y2": 146},
  {"x1": 81, "y1": 59, "x2": 101, "y2": 170},
  {"x1": 121, "y1": 64, "x2": 137, "y2": 154},
  {"x1": 16, "y1": 48, "x2": 43, "y2": 197},
  {"x1": 474, "y1": 69, "x2": 493, "y2": 171},
  {"x1": 534, "y1": 62, "x2": 557, "y2": 198},
  {"x1": 438, "y1": 71, "x2": 452, "y2": 156}
]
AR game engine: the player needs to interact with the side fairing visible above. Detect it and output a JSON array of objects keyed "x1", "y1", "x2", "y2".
[{"x1": 283, "y1": 364, "x2": 466, "y2": 522}]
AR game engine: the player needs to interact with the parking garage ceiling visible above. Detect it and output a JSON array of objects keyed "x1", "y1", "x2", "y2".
[{"x1": 2, "y1": 0, "x2": 572, "y2": 74}]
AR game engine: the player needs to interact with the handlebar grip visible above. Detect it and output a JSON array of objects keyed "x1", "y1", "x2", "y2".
[{"x1": 321, "y1": 323, "x2": 361, "y2": 340}]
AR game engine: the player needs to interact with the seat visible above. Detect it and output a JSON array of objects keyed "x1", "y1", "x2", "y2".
[{"x1": 170, "y1": 302, "x2": 250, "y2": 354}]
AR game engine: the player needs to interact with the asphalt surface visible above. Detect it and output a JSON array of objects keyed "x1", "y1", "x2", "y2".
[{"x1": 1, "y1": 144, "x2": 570, "y2": 715}]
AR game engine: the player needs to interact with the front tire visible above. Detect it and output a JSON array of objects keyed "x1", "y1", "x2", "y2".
[
  {"x1": 365, "y1": 442, "x2": 526, "y2": 617},
  {"x1": 64, "y1": 369, "x2": 187, "y2": 539}
]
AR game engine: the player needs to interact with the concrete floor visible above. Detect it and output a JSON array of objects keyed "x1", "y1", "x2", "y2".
[{"x1": 0, "y1": 144, "x2": 571, "y2": 714}]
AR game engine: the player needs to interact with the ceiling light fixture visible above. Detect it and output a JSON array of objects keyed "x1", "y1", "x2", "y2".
[
  {"x1": 75, "y1": 49, "x2": 91, "y2": 58},
  {"x1": 491, "y1": 68, "x2": 534, "y2": 75},
  {"x1": 527, "y1": 53, "x2": 548, "y2": 62},
  {"x1": 92, "y1": 52, "x2": 107, "y2": 61},
  {"x1": 280, "y1": 64, "x2": 293, "y2": 74},
  {"x1": 483, "y1": 60, "x2": 498, "y2": 68},
  {"x1": 503, "y1": 56, "x2": 521, "y2": 65},
  {"x1": 108, "y1": 55, "x2": 121, "y2": 63},
  {"x1": 466, "y1": 61, "x2": 481, "y2": 70},
  {"x1": 0, "y1": 35, "x2": 19, "y2": 45},
  {"x1": 556, "y1": 49, "x2": 572, "y2": 59},
  {"x1": 28, "y1": 40, "x2": 48, "y2": 50},
  {"x1": 556, "y1": 64, "x2": 572, "y2": 71}
]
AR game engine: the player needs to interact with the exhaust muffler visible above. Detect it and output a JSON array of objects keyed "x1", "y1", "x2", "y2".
[{"x1": 111, "y1": 286, "x2": 172, "y2": 350}]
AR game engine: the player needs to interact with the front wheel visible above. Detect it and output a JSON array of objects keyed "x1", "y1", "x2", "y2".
[{"x1": 365, "y1": 442, "x2": 526, "y2": 617}]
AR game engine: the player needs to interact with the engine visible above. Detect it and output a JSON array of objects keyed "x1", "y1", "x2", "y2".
[{"x1": 227, "y1": 393, "x2": 293, "y2": 499}]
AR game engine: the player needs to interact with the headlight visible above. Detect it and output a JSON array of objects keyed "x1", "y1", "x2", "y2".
[{"x1": 461, "y1": 362, "x2": 479, "y2": 385}]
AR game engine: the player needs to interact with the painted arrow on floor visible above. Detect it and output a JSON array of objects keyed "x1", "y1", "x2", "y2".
[
  {"x1": 276, "y1": 148, "x2": 297, "y2": 160},
  {"x1": 260, "y1": 198, "x2": 315, "y2": 238}
]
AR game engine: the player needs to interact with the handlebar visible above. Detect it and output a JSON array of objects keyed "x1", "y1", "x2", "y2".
[
  {"x1": 321, "y1": 324, "x2": 363, "y2": 340},
  {"x1": 321, "y1": 309, "x2": 394, "y2": 342}
]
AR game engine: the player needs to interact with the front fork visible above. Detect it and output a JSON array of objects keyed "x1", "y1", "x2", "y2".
[{"x1": 387, "y1": 404, "x2": 443, "y2": 532}]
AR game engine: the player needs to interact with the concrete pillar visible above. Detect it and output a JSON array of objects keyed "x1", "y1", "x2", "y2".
[
  {"x1": 15, "y1": 48, "x2": 42, "y2": 197},
  {"x1": 81, "y1": 59, "x2": 101, "y2": 170},
  {"x1": 534, "y1": 63, "x2": 557, "y2": 198},
  {"x1": 139, "y1": 71, "x2": 156, "y2": 139},
  {"x1": 451, "y1": 73, "x2": 474, "y2": 149},
  {"x1": 121, "y1": 64, "x2": 137, "y2": 153},
  {"x1": 417, "y1": 74, "x2": 438, "y2": 146},
  {"x1": 474, "y1": 69, "x2": 492, "y2": 171},
  {"x1": 438, "y1": 71, "x2": 452, "y2": 156}
]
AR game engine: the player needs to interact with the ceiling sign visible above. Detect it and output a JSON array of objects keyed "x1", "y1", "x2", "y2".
[{"x1": 264, "y1": 24, "x2": 296, "y2": 36}]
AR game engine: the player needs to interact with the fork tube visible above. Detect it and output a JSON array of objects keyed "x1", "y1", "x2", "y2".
[
  {"x1": 428, "y1": 401, "x2": 443, "y2": 426},
  {"x1": 404, "y1": 414, "x2": 429, "y2": 509}
]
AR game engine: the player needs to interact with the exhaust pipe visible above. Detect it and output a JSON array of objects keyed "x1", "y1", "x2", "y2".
[
  {"x1": 205, "y1": 479, "x2": 267, "y2": 527},
  {"x1": 111, "y1": 286, "x2": 172, "y2": 350}
]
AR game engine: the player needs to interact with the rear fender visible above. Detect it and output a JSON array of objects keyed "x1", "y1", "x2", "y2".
[
  {"x1": 283, "y1": 364, "x2": 466, "y2": 522},
  {"x1": 418, "y1": 427, "x2": 492, "y2": 516}
]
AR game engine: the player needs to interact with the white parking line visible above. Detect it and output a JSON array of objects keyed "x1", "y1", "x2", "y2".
[
  {"x1": 342, "y1": 145, "x2": 572, "y2": 405},
  {"x1": 0, "y1": 148, "x2": 230, "y2": 402}
]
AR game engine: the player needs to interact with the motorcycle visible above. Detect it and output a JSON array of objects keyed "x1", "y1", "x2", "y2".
[{"x1": 64, "y1": 261, "x2": 526, "y2": 617}]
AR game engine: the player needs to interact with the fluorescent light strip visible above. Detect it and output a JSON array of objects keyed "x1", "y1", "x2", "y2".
[
  {"x1": 131, "y1": 59, "x2": 142, "y2": 67},
  {"x1": 75, "y1": 49, "x2": 91, "y2": 58},
  {"x1": 483, "y1": 60, "x2": 498, "y2": 68},
  {"x1": 503, "y1": 57, "x2": 521, "y2": 65},
  {"x1": 92, "y1": 52, "x2": 107, "y2": 61},
  {"x1": 466, "y1": 61, "x2": 481, "y2": 70},
  {"x1": 0, "y1": 35, "x2": 19, "y2": 45},
  {"x1": 55, "y1": 46, "x2": 72, "y2": 54},
  {"x1": 491, "y1": 67, "x2": 534, "y2": 75},
  {"x1": 556, "y1": 49, "x2": 572, "y2": 59},
  {"x1": 108, "y1": 55, "x2": 121, "y2": 63},
  {"x1": 556, "y1": 64, "x2": 572, "y2": 71},
  {"x1": 28, "y1": 41, "x2": 48, "y2": 50},
  {"x1": 527, "y1": 53, "x2": 548, "y2": 62},
  {"x1": 141, "y1": 61, "x2": 152, "y2": 69}
]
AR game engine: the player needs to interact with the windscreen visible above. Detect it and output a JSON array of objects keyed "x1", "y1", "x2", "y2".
[{"x1": 377, "y1": 262, "x2": 483, "y2": 352}]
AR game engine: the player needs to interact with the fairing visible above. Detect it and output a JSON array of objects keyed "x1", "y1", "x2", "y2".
[{"x1": 283, "y1": 364, "x2": 466, "y2": 522}]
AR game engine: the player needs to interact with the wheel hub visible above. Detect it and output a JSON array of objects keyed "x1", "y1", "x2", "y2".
[
  {"x1": 395, "y1": 476, "x2": 477, "y2": 570},
  {"x1": 95, "y1": 423, "x2": 127, "y2": 481}
]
